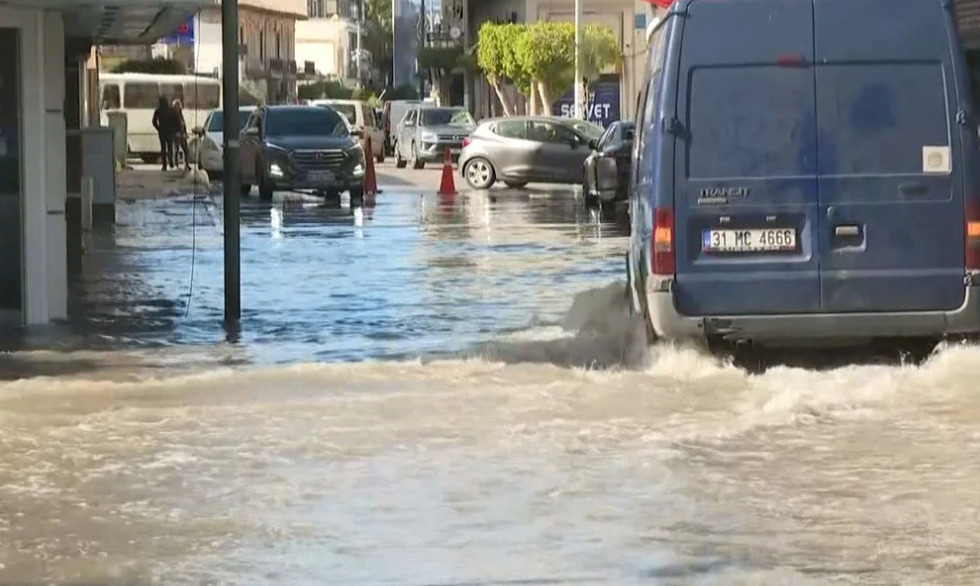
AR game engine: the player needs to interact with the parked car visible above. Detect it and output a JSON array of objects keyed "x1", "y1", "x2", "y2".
[
  {"x1": 393, "y1": 106, "x2": 476, "y2": 169},
  {"x1": 458, "y1": 116, "x2": 604, "y2": 190},
  {"x1": 238, "y1": 105, "x2": 366, "y2": 201},
  {"x1": 583, "y1": 120, "x2": 634, "y2": 210},
  {"x1": 309, "y1": 99, "x2": 385, "y2": 163},
  {"x1": 191, "y1": 106, "x2": 256, "y2": 180},
  {"x1": 623, "y1": 0, "x2": 980, "y2": 362},
  {"x1": 381, "y1": 99, "x2": 421, "y2": 156}
]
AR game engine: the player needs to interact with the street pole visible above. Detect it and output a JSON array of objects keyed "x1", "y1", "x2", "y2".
[
  {"x1": 221, "y1": 0, "x2": 241, "y2": 329},
  {"x1": 573, "y1": 0, "x2": 584, "y2": 119},
  {"x1": 356, "y1": 0, "x2": 363, "y2": 89},
  {"x1": 419, "y1": 0, "x2": 426, "y2": 98}
]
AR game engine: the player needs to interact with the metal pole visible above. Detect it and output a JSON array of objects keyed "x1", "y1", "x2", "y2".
[
  {"x1": 221, "y1": 0, "x2": 241, "y2": 327},
  {"x1": 574, "y1": 0, "x2": 584, "y2": 119},
  {"x1": 419, "y1": 0, "x2": 426, "y2": 98},
  {"x1": 356, "y1": 0, "x2": 363, "y2": 89}
]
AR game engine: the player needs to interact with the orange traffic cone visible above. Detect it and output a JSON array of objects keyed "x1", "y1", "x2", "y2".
[
  {"x1": 438, "y1": 146, "x2": 456, "y2": 196},
  {"x1": 364, "y1": 136, "x2": 380, "y2": 196}
]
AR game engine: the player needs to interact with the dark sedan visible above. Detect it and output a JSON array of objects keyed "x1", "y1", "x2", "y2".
[
  {"x1": 583, "y1": 121, "x2": 634, "y2": 209},
  {"x1": 239, "y1": 105, "x2": 367, "y2": 201}
]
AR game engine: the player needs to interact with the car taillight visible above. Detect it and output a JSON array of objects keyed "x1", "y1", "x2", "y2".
[
  {"x1": 652, "y1": 206, "x2": 675, "y2": 275},
  {"x1": 462, "y1": 137, "x2": 471, "y2": 148},
  {"x1": 967, "y1": 201, "x2": 980, "y2": 270}
]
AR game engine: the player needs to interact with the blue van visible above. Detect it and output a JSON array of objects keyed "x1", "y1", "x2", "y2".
[{"x1": 622, "y1": 0, "x2": 980, "y2": 352}]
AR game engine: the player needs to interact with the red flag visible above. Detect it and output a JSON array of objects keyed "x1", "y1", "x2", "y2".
[{"x1": 643, "y1": 0, "x2": 675, "y2": 7}]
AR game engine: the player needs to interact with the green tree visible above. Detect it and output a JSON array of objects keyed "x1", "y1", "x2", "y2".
[
  {"x1": 516, "y1": 22, "x2": 575, "y2": 114},
  {"x1": 580, "y1": 24, "x2": 620, "y2": 113},
  {"x1": 111, "y1": 57, "x2": 186, "y2": 75},
  {"x1": 476, "y1": 22, "x2": 516, "y2": 116},
  {"x1": 364, "y1": 0, "x2": 393, "y2": 87}
]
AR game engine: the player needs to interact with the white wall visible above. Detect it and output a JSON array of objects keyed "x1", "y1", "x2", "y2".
[
  {"x1": 194, "y1": 10, "x2": 224, "y2": 76},
  {"x1": 0, "y1": 5, "x2": 68, "y2": 324},
  {"x1": 295, "y1": 18, "x2": 346, "y2": 77}
]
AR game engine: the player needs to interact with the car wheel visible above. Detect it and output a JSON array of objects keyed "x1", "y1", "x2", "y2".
[
  {"x1": 319, "y1": 189, "x2": 340, "y2": 199},
  {"x1": 257, "y1": 165, "x2": 273, "y2": 201},
  {"x1": 395, "y1": 142, "x2": 407, "y2": 169},
  {"x1": 411, "y1": 142, "x2": 425, "y2": 170},
  {"x1": 349, "y1": 186, "x2": 365, "y2": 203},
  {"x1": 504, "y1": 181, "x2": 528, "y2": 189},
  {"x1": 464, "y1": 158, "x2": 496, "y2": 190}
]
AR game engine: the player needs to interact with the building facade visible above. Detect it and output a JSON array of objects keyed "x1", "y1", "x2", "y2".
[
  {"x1": 0, "y1": 0, "x2": 205, "y2": 326},
  {"x1": 295, "y1": 0, "x2": 363, "y2": 82},
  {"x1": 193, "y1": 0, "x2": 307, "y2": 102},
  {"x1": 465, "y1": 0, "x2": 659, "y2": 125}
]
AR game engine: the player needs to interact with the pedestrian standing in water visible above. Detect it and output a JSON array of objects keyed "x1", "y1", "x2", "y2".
[
  {"x1": 152, "y1": 97, "x2": 177, "y2": 171},
  {"x1": 172, "y1": 99, "x2": 192, "y2": 171}
]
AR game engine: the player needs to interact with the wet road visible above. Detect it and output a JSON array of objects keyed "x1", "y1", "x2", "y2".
[{"x1": 2, "y1": 165, "x2": 980, "y2": 585}]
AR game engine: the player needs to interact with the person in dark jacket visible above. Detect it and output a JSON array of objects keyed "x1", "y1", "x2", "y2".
[
  {"x1": 151, "y1": 97, "x2": 177, "y2": 171},
  {"x1": 171, "y1": 99, "x2": 192, "y2": 171}
]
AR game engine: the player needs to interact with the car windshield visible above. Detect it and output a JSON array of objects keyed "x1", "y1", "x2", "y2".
[
  {"x1": 207, "y1": 110, "x2": 251, "y2": 132},
  {"x1": 266, "y1": 108, "x2": 350, "y2": 137},
  {"x1": 323, "y1": 103, "x2": 357, "y2": 125},
  {"x1": 420, "y1": 108, "x2": 475, "y2": 127},
  {"x1": 566, "y1": 119, "x2": 605, "y2": 139}
]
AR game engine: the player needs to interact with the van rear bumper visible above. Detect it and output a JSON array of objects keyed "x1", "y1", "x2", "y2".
[{"x1": 645, "y1": 275, "x2": 980, "y2": 343}]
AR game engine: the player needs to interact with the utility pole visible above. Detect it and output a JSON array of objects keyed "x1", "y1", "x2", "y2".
[
  {"x1": 418, "y1": 0, "x2": 426, "y2": 98},
  {"x1": 221, "y1": 0, "x2": 241, "y2": 329},
  {"x1": 356, "y1": 0, "x2": 363, "y2": 89},
  {"x1": 573, "y1": 0, "x2": 584, "y2": 119}
]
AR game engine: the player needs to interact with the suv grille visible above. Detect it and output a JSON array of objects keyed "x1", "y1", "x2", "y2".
[{"x1": 292, "y1": 149, "x2": 345, "y2": 172}]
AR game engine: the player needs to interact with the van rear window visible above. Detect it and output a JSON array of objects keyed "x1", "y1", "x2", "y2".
[
  {"x1": 687, "y1": 66, "x2": 816, "y2": 179},
  {"x1": 816, "y1": 63, "x2": 948, "y2": 175}
]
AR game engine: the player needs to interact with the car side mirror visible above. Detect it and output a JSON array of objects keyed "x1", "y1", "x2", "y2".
[
  {"x1": 350, "y1": 128, "x2": 364, "y2": 138},
  {"x1": 596, "y1": 157, "x2": 619, "y2": 194},
  {"x1": 243, "y1": 127, "x2": 259, "y2": 138},
  {"x1": 192, "y1": 126, "x2": 205, "y2": 136}
]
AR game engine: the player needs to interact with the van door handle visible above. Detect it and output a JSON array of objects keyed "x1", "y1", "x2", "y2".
[
  {"x1": 834, "y1": 224, "x2": 861, "y2": 237},
  {"x1": 899, "y1": 182, "x2": 928, "y2": 196}
]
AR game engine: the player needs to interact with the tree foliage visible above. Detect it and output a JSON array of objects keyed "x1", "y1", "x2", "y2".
[
  {"x1": 364, "y1": 0, "x2": 393, "y2": 86},
  {"x1": 111, "y1": 57, "x2": 186, "y2": 75},
  {"x1": 476, "y1": 21, "x2": 619, "y2": 115}
]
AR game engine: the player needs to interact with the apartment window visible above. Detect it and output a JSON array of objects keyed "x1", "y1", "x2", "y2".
[
  {"x1": 276, "y1": 32, "x2": 281, "y2": 59},
  {"x1": 239, "y1": 26, "x2": 244, "y2": 46},
  {"x1": 259, "y1": 30, "x2": 266, "y2": 62}
]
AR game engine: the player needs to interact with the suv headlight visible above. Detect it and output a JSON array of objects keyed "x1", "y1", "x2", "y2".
[{"x1": 420, "y1": 131, "x2": 438, "y2": 142}]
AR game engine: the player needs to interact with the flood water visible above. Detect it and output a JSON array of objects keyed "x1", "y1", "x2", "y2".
[{"x1": 2, "y1": 182, "x2": 980, "y2": 585}]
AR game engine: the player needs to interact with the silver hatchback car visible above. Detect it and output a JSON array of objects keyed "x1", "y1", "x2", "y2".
[{"x1": 458, "y1": 116, "x2": 604, "y2": 190}]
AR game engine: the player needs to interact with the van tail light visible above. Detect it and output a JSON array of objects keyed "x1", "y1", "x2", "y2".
[
  {"x1": 652, "y1": 206, "x2": 675, "y2": 275},
  {"x1": 462, "y1": 137, "x2": 471, "y2": 148},
  {"x1": 967, "y1": 202, "x2": 980, "y2": 270}
]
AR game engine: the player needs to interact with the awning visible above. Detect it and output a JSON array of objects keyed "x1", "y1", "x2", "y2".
[{"x1": 5, "y1": 0, "x2": 211, "y2": 44}]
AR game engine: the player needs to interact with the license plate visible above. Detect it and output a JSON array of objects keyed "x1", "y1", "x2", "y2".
[
  {"x1": 702, "y1": 228, "x2": 796, "y2": 252},
  {"x1": 308, "y1": 171, "x2": 333, "y2": 182}
]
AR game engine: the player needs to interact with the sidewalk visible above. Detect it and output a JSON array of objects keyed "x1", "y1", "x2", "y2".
[{"x1": 116, "y1": 166, "x2": 215, "y2": 201}]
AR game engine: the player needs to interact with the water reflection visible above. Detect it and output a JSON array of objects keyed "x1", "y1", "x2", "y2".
[{"x1": 23, "y1": 187, "x2": 630, "y2": 364}]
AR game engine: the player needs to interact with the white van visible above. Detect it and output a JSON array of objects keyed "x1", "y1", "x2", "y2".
[
  {"x1": 309, "y1": 99, "x2": 385, "y2": 163},
  {"x1": 99, "y1": 72, "x2": 221, "y2": 162}
]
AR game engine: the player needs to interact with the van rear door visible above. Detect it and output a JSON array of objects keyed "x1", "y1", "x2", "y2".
[
  {"x1": 672, "y1": 0, "x2": 821, "y2": 316},
  {"x1": 814, "y1": 0, "x2": 966, "y2": 313}
]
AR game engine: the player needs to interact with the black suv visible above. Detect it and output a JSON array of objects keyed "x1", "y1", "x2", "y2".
[{"x1": 239, "y1": 105, "x2": 366, "y2": 201}]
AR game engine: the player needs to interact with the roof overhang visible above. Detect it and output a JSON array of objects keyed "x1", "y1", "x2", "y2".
[{"x1": 3, "y1": 0, "x2": 211, "y2": 44}]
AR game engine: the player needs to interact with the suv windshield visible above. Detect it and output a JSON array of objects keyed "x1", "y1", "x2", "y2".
[
  {"x1": 266, "y1": 108, "x2": 350, "y2": 137},
  {"x1": 207, "y1": 110, "x2": 251, "y2": 132},
  {"x1": 420, "y1": 108, "x2": 475, "y2": 127}
]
